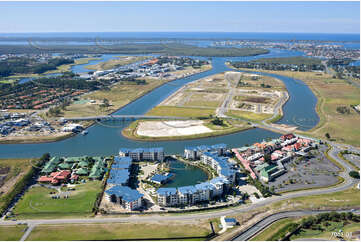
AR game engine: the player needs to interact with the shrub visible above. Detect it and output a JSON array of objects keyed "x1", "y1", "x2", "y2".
[{"x1": 349, "y1": 171, "x2": 360, "y2": 179}]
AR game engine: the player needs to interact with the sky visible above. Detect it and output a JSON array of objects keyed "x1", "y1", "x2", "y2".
[{"x1": 0, "y1": 1, "x2": 360, "y2": 33}]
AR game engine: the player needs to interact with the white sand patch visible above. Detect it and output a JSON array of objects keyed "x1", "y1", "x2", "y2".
[{"x1": 136, "y1": 120, "x2": 213, "y2": 137}]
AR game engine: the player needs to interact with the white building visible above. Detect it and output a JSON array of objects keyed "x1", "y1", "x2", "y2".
[{"x1": 119, "y1": 147, "x2": 164, "y2": 162}]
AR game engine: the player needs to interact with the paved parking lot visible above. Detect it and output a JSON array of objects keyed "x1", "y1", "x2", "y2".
[
  {"x1": 343, "y1": 154, "x2": 360, "y2": 168},
  {"x1": 266, "y1": 145, "x2": 341, "y2": 193}
]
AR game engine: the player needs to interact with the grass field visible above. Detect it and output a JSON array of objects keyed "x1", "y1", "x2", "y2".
[
  {"x1": 12, "y1": 180, "x2": 102, "y2": 219},
  {"x1": 184, "y1": 93, "x2": 224, "y2": 108},
  {"x1": 62, "y1": 77, "x2": 167, "y2": 118},
  {"x1": 147, "y1": 106, "x2": 216, "y2": 118},
  {"x1": 291, "y1": 221, "x2": 360, "y2": 240},
  {"x1": 0, "y1": 225, "x2": 26, "y2": 241},
  {"x1": 252, "y1": 217, "x2": 360, "y2": 241},
  {"x1": 251, "y1": 218, "x2": 298, "y2": 241},
  {"x1": 26, "y1": 222, "x2": 212, "y2": 241},
  {"x1": 85, "y1": 56, "x2": 148, "y2": 71},
  {"x1": 226, "y1": 110, "x2": 272, "y2": 122},
  {"x1": 271, "y1": 187, "x2": 360, "y2": 210}
]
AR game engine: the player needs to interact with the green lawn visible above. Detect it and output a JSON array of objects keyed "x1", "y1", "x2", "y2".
[
  {"x1": 26, "y1": 222, "x2": 212, "y2": 241},
  {"x1": 251, "y1": 218, "x2": 298, "y2": 241},
  {"x1": 291, "y1": 221, "x2": 360, "y2": 240},
  {"x1": 12, "y1": 180, "x2": 102, "y2": 219},
  {"x1": 271, "y1": 187, "x2": 360, "y2": 210},
  {"x1": 147, "y1": 106, "x2": 216, "y2": 118},
  {"x1": 252, "y1": 217, "x2": 360, "y2": 241},
  {"x1": 0, "y1": 225, "x2": 27, "y2": 241},
  {"x1": 226, "y1": 110, "x2": 272, "y2": 122}
]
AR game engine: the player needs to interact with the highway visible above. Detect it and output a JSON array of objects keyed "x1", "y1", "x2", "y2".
[
  {"x1": 0, "y1": 140, "x2": 358, "y2": 241},
  {"x1": 232, "y1": 209, "x2": 359, "y2": 241}
]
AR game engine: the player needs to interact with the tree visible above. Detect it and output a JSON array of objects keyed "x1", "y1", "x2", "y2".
[
  {"x1": 264, "y1": 154, "x2": 272, "y2": 164},
  {"x1": 110, "y1": 194, "x2": 117, "y2": 203},
  {"x1": 325, "y1": 133, "x2": 331, "y2": 139},
  {"x1": 211, "y1": 117, "x2": 224, "y2": 126},
  {"x1": 349, "y1": 171, "x2": 360, "y2": 179},
  {"x1": 103, "y1": 98, "x2": 110, "y2": 107}
]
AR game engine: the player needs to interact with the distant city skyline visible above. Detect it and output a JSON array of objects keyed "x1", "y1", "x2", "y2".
[{"x1": 0, "y1": 1, "x2": 359, "y2": 34}]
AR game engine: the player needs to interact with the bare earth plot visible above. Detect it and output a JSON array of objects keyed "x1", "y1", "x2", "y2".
[
  {"x1": 151, "y1": 71, "x2": 285, "y2": 121},
  {"x1": 137, "y1": 120, "x2": 213, "y2": 137}
]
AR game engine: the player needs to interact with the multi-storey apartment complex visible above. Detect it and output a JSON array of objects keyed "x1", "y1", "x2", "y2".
[
  {"x1": 184, "y1": 144, "x2": 227, "y2": 160},
  {"x1": 156, "y1": 177, "x2": 230, "y2": 207},
  {"x1": 119, "y1": 147, "x2": 164, "y2": 162}
]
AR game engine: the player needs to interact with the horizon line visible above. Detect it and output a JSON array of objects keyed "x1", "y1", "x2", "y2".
[{"x1": 0, "y1": 31, "x2": 359, "y2": 35}]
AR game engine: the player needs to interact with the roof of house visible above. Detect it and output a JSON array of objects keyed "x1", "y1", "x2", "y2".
[
  {"x1": 105, "y1": 185, "x2": 144, "y2": 202},
  {"x1": 225, "y1": 218, "x2": 237, "y2": 224},
  {"x1": 41, "y1": 156, "x2": 61, "y2": 173},
  {"x1": 150, "y1": 173, "x2": 173, "y2": 183},
  {"x1": 76, "y1": 167, "x2": 89, "y2": 175},
  {"x1": 255, "y1": 163, "x2": 270, "y2": 172},
  {"x1": 58, "y1": 162, "x2": 72, "y2": 169}
]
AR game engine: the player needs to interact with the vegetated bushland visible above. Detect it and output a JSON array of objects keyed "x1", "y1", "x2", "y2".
[
  {"x1": 231, "y1": 56, "x2": 324, "y2": 72},
  {"x1": 0, "y1": 43, "x2": 269, "y2": 57},
  {"x1": 0, "y1": 57, "x2": 74, "y2": 77}
]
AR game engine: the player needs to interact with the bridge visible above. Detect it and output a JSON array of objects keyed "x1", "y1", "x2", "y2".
[{"x1": 62, "y1": 115, "x2": 188, "y2": 122}]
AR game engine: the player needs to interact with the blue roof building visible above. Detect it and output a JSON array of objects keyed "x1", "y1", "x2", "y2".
[
  {"x1": 107, "y1": 169, "x2": 129, "y2": 185},
  {"x1": 105, "y1": 185, "x2": 144, "y2": 210},
  {"x1": 157, "y1": 187, "x2": 177, "y2": 196},
  {"x1": 178, "y1": 185, "x2": 197, "y2": 194},
  {"x1": 150, "y1": 173, "x2": 173, "y2": 184},
  {"x1": 105, "y1": 185, "x2": 143, "y2": 202},
  {"x1": 112, "y1": 156, "x2": 132, "y2": 169}
]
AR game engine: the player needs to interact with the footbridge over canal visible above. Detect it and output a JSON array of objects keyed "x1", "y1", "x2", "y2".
[{"x1": 62, "y1": 115, "x2": 189, "y2": 122}]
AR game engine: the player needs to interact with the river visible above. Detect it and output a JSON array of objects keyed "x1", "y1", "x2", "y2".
[{"x1": 0, "y1": 49, "x2": 319, "y2": 159}]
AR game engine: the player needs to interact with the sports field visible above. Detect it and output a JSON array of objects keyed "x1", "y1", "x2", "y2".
[{"x1": 12, "y1": 180, "x2": 102, "y2": 219}]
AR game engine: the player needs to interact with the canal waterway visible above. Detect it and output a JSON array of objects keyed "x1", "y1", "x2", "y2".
[{"x1": 0, "y1": 49, "x2": 319, "y2": 160}]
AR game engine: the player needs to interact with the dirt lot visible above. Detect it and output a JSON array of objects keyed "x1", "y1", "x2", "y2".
[{"x1": 136, "y1": 120, "x2": 213, "y2": 137}]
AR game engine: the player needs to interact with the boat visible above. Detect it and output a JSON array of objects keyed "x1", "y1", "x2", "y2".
[{"x1": 81, "y1": 130, "x2": 88, "y2": 135}]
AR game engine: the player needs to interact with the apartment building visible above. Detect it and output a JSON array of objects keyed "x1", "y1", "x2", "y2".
[{"x1": 119, "y1": 147, "x2": 164, "y2": 162}]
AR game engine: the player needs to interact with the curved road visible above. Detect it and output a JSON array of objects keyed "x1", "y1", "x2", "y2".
[
  {"x1": 0, "y1": 143, "x2": 359, "y2": 241},
  {"x1": 232, "y1": 209, "x2": 359, "y2": 241}
]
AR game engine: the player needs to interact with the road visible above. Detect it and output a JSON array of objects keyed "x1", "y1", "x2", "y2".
[{"x1": 232, "y1": 209, "x2": 359, "y2": 241}]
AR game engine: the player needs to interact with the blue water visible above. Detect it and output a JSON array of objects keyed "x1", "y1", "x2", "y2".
[
  {"x1": 0, "y1": 32, "x2": 359, "y2": 42},
  {"x1": 0, "y1": 48, "x2": 319, "y2": 158}
]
